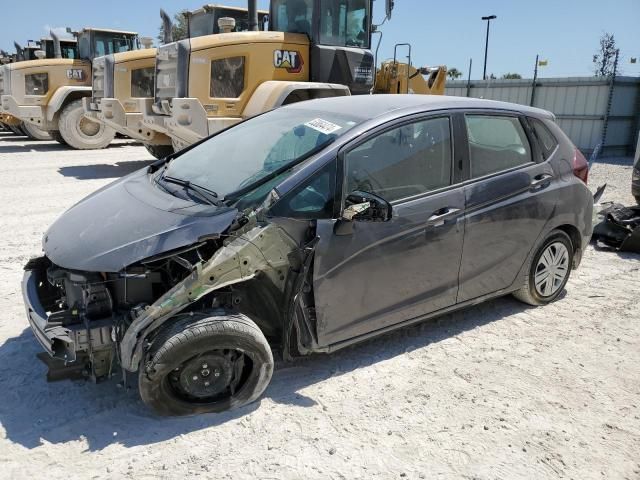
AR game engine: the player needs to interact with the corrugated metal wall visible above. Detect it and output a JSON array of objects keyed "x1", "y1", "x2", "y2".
[{"x1": 445, "y1": 76, "x2": 640, "y2": 156}]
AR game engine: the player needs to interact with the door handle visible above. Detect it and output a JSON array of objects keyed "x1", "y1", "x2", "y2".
[
  {"x1": 530, "y1": 173, "x2": 554, "y2": 190},
  {"x1": 427, "y1": 207, "x2": 461, "y2": 226}
]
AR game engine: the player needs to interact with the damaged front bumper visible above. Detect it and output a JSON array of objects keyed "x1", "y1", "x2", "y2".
[{"x1": 22, "y1": 260, "x2": 115, "y2": 380}]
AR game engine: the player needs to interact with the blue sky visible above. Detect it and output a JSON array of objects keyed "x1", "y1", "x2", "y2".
[{"x1": 2, "y1": 0, "x2": 639, "y2": 78}]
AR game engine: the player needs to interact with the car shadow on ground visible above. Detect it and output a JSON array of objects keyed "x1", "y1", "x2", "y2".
[
  {"x1": 0, "y1": 294, "x2": 535, "y2": 451},
  {"x1": 58, "y1": 160, "x2": 155, "y2": 179}
]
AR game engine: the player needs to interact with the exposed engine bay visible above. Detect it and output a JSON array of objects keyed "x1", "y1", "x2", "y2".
[{"x1": 23, "y1": 211, "x2": 319, "y2": 383}]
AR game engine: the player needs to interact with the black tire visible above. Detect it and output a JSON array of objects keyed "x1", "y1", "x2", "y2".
[
  {"x1": 50, "y1": 130, "x2": 67, "y2": 145},
  {"x1": 143, "y1": 143, "x2": 174, "y2": 160},
  {"x1": 513, "y1": 230, "x2": 574, "y2": 306},
  {"x1": 8, "y1": 124, "x2": 25, "y2": 136},
  {"x1": 139, "y1": 312, "x2": 274, "y2": 416}
]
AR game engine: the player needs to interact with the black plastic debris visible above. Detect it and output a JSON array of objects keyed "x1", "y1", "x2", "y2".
[{"x1": 592, "y1": 203, "x2": 640, "y2": 252}]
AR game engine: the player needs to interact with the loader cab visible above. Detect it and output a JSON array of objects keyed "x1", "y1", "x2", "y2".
[
  {"x1": 23, "y1": 43, "x2": 41, "y2": 61},
  {"x1": 270, "y1": 0, "x2": 374, "y2": 94},
  {"x1": 75, "y1": 29, "x2": 141, "y2": 62},
  {"x1": 41, "y1": 38, "x2": 78, "y2": 59},
  {"x1": 186, "y1": 5, "x2": 270, "y2": 37}
]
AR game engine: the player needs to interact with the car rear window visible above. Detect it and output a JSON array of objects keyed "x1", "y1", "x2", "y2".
[
  {"x1": 529, "y1": 117, "x2": 559, "y2": 160},
  {"x1": 465, "y1": 115, "x2": 532, "y2": 178}
]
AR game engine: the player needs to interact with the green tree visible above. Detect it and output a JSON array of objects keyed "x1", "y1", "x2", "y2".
[
  {"x1": 446, "y1": 68, "x2": 463, "y2": 79},
  {"x1": 593, "y1": 32, "x2": 617, "y2": 77},
  {"x1": 502, "y1": 72, "x2": 522, "y2": 79},
  {"x1": 158, "y1": 10, "x2": 189, "y2": 44}
]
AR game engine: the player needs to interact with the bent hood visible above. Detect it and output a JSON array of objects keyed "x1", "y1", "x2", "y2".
[{"x1": 44, "y1": 169, "x2": 238, "y2": 272}]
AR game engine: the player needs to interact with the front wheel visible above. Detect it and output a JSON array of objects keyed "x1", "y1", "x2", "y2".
[
  {"x1": 138, "y1": 313, "x2": 274, "y2": 416},
  {"x1": 58, "y1": 99, "x2": 115, "y2": 150},
  {"x1": 512, "y1": 230, "x2": 574, "y2": 306}
]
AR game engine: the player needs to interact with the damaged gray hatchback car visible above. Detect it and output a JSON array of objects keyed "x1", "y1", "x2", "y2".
[{"x1": 23, "y1": 95, "x2": 593, "y2": 415}]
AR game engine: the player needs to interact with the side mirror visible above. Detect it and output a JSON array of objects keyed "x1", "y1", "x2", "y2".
[
  {"x1": 385, "y1": 0, "x2": 395, "y2": 20},
  {"x1": 343, "y1": 191, "x2": 392, "y2": 222}
]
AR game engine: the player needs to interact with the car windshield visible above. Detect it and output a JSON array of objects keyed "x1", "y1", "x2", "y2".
[{"x1": 161, "y1": 108, "x2": 360, "y2": 201}]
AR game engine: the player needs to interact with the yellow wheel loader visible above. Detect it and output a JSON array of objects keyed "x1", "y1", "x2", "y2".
[
  {"x1": 0, "y1": 28, "x2": 141, "y2": 149},
  {"x1": 0, "y1": 37, "x2": 78, "y2": 140},
  {"x1": 83, "y1": 5, "x2": 268, "y2": 159},
  {"x1": 137, "y1": 0, "x2": 446, "y2": 152}
]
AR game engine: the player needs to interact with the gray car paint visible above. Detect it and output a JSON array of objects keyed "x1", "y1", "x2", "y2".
[
  {"x1": 43, "y1": 168, "x2": 238, "y2": 272},
  {"x1": 37, "y1": 95, "x2": 593, "y2": 361}
]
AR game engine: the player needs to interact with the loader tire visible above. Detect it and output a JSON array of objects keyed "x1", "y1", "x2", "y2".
[
  {"x1": 21, "y1": 122, "x2": 52, "y2": 141},
  {"x1": 58, "y1": 99, "x2": 115, "y2": 150},
  {"x1": 143, "y1": 143, "x2": 174, "y2": 160},
  {"x1": 50, "y1": 130, "x2": 67, "y2": 145},
  {"x1": 8, "y1": 124, "x2": 26, "y2": 136}
]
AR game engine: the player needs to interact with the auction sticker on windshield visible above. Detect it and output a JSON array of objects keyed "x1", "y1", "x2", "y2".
[{"x1": 305, "y1": 118, "x2": 343, "y2": 135}]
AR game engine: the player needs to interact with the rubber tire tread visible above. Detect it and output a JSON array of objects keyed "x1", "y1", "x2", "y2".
[
  {"x1": 50, "y1": 130, "x2": 67, "y2": 145},
  {"x1": 58, "y1": 99, "x2": 115, "y2": 150},
  {"x1": 139, "y1": 313, "x2": 273, "y2": 416}
]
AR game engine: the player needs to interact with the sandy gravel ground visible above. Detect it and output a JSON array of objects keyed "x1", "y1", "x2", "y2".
[{"x1": 0, "y1": 131, "x2": 638, "y2": 480}]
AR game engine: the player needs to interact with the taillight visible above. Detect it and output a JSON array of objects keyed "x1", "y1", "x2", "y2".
[{"x1": 573, "y1": 148, "x2": 588, "y2": 184}]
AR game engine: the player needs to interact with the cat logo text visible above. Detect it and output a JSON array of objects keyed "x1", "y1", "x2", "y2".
[{"x1": 273, "y1": 50, "x2": 303, "y2": 74}]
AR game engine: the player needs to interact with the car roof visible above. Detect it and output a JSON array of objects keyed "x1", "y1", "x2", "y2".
[{"x1": 284, "y1": 94, "x2": 554, "y2": 121}]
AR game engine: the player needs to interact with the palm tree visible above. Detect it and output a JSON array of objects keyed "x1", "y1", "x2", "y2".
[{"x1": 447, "y1": 68, "x2": 463, "y2": 80}]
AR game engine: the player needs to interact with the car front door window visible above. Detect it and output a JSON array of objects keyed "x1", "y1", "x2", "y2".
[{"x1": 345, "y1": 117, "x2": 453, "y2": 202}]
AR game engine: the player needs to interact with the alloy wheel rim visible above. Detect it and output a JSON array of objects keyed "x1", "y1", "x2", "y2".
[{"x1": 534, "y1": 241, "x2": 569, "y2": 297}]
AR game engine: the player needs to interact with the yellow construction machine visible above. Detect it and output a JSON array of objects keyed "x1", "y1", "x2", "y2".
[
  {"x1": 0, "y1": 28, "x2": 141, "y2": 149},
  {"x1": 84, "y1": 5, "x2": 268, "y2": 159},
  {"x1": 0, "y1": 36, "x2": 79, "y2": 139},
  {"x1": 374, "y1": 44, "x2": 446, "y2": 95},
  {"x1": 136, "y1": 0, "x2": 446, "y2": 153}
]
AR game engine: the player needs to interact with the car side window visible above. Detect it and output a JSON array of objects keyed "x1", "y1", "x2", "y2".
[
  {"x1": 344, "y1": 117, "x2": 453, "y2": 203},
  {"x1": 269, "y1": 159, "x2": 337, "y2": 219},
  {"x1": 466, "y1": 115, "x2": 533, "y2": 178},
  {"x1": 529, "y1": 118, "x2": 559, "y2": 160}
]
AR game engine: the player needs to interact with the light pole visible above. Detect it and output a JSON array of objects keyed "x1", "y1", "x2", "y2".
[{"x1": 481, "y1": 15, "x2": 497, "y2": 80}]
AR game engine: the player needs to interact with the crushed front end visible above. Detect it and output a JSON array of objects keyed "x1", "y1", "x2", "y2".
[{"x1": 23, "y1": 257, "x2": 119, "y2": 381}]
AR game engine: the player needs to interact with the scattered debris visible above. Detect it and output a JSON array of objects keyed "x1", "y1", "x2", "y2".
[{"x1": 592, "y1": 203, "x2": 640, "y2": 252}]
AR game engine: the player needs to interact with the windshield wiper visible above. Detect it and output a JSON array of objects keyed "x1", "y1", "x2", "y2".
[
  {"x1": 161, "y1": 175, "x2": 221, "y2": 207},
  {"x1": 223, "y1": 138, "x2": 336, "y2": 204}
]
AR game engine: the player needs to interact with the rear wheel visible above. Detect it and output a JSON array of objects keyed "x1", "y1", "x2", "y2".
[
  {"x1": 143, "y1": 143, "x2": 174, "y2": 160},
  {"x1": 58, "y1": 99, "x2": 115, "y2": 149},
  {"x1": 21, "y1": 122, "x2": 52, "y2": 141},
  {"x1": 50, "y1": 130, "x2": 67, "y2": 145},
  {"x1": 138, "y1": 313, "x2": 274, "y2": 416},
  {"x1": 513, "y1": 230, "x2": 574, "y2": 306}
]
